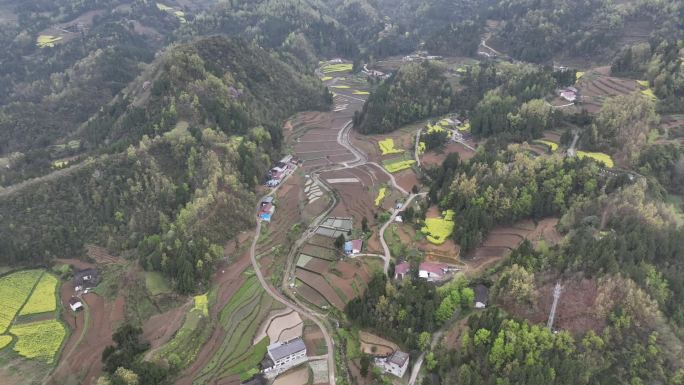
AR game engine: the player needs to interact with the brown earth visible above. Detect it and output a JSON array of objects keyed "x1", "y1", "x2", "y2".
[
  {"x1": 323, "y1": 166, "x2": 388, "y2": 236},
  {"x1": 54, "y1": 258, "x2": 96, "y2": 271},
  {"x1": 421, "y1": 142, "x2": 476, "y2": 167},
  {"x1": 143, "y1": 300, "x2": 193, "y2": 358},
  {"x1": 443, "y1": 317, "x2": 470, "y2": 350},
  {"x1": 500, "y1": 277, "x2": 604, "y2": 335},
  {"x1": 393, "y1": 167, "x2": 420, "y2": 193},
  {"x1": 273, "y1": 366, "x2": 310, "y2": 385},
  {"x1": 301, "y1": 257, "x2": 332, "y2": 274},
  {"x1": 576, "y1": 69, "x2": 638, "y2": 113},
  {"x1": 462, "y1": 218, "x2": 561, "y2": 274},
  {"x1": 358, "y1": 331, "x2": 398, "y2": 355},
  {"x1": 295, "y1": 281, "x2": 329, "y2": 308},
  {"x1": 295, "y1": 269, "x2": 345, "y2": 309},
  {"x1": 303, "y1": 324, "x2": 326, "y2": 355},
  {"x1": 86, "y1": 244, "x2": 125, "y2": 265},
  {"x1": 48, "y1": 293, "x2": 125, "y2": 385},
  {"x1": 350, "y1": 126, "x2": 417, "y2": 165}
]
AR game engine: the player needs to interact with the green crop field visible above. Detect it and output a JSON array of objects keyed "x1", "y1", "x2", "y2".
[
  {"x1": 0, "y1": 270, "x2": 43, "y2": 333},
  {"x1": 19, "y1": 273, "x2": 58, "y2": 316},
  {"x1": 421, "y1": 210, "x2": 455, "y2": 245},
  {"x1": 156, "y1": 295, "x2": 212, "y2": 369},
  {"x1": 9, "y1": 319, "x2": 66, "y2": 363},
  {"x1": 145, "y1": 271, "x2": 173, "y2": 295}
]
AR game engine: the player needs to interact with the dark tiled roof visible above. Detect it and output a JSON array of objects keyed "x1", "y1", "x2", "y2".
[
  {"x1": 475, "y1": 284, "x2": 489, "y2": 303},
  {"x1": 389, "y1": 351, "x2": 409, "y2": 366}
]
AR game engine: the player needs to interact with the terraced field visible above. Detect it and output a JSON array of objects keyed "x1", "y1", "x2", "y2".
[
  {"x1": 295, "y1": 255, "x2": 375, "y2": 311},
  {"x1": 576, "y1": 69, "x2": 638, "y2": 113},
  {"x1": 194, "y1": 274, "x2": 283, "y2": 384}
]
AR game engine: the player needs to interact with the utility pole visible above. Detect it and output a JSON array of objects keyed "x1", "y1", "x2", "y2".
[{"x1": 547, "y1": 281, "x2": 562, "y2": 330}]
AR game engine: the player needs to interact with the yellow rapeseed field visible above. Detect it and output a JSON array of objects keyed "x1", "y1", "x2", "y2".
[
  {"x1": 10, "y1": 319, "x2": 66, "y2": 363},
  {"x1": 19, "y1": 273, "x2": 58, "y2": 316}
]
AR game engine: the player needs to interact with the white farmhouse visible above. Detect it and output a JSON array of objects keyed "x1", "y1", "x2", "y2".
[
  {"x1": 263, "y1": 338, "x2": 307, "y2": 375},
  {"x1": 375, "y1": 351, "x2": 410, "y2": 378},
  {"x1": 68, "y1": 296, "x2": 83, "y2": 311}
]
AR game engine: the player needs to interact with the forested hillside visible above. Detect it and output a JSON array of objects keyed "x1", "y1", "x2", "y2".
[
  {"x1": 0, "y1": 0, "x2": 182, "y2": 186},
  {"x1": 353, "y1": 61, "x2": 453, "y2": 134},
  {"x1": 487, "y1": 0, "x2": 684, "y2": 63},
  {"x1": 0, "y1": 36, "x2": 330, "y2": 292},
  {"x1": 178, "y1": 0, "x2": 363, "y2": 65}
]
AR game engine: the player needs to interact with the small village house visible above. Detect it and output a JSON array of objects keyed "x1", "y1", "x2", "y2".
[
  {"x1": 375, "y1": 351, "x2": 410, "y2": 378},
  {"x1": 263, "y1": 337, "x2": 307, "y2": 375},
  {"x1": 73, "y1": 268, "x2": 100, "y2": 293},
  {"x1": 394, "y1": 261, "x2": 449, "y2": 281},
  {"x1": 559, "y1": 86, "x2": 578, "y2": 102},
  {"x1": 474, "y1": 284, "x2": 489, "y2": 309},
  {"x1": 258, "y1": 202, "x2": 275, "y2": 222},
  {"x1": 68, "y1": 297, "x2": 84, "y2": 311},
  {"x1": 344, "y1": 239, "x2": 363, "y2": 255}
]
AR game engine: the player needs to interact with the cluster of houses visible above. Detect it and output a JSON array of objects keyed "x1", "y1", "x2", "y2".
[
  {"x1": 258, "y1": 333, "x2": 413, "y2": 380},
  {"x1": 394, "y1": 260, "x2": 489, "y2": 307},
  {"x1": 67, "y1": 268, "x2": 101, "y2": 312},
  {"x1": 362, "y1": 64, "x2": 390, "y2": 80},
  {"x1": 402, "y1": 51, "x2": 443, "y2": 62},
  {"x1": 265, "y1": 155, "x2": 295, "y2": 188},
  {"x1": 559, "y1": 86, "x2": 579, "y2": 102}
]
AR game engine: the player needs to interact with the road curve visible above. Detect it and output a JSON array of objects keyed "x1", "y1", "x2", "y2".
[
  {"x1": 249, "y1": 191, "x2": 336, "y2": 385},
  {"x1": 378, "y1": 192, "x2": 426, "y2": 274},
  {"x1": 408, "y1": 329, "x2": 444, "y2": 385}
]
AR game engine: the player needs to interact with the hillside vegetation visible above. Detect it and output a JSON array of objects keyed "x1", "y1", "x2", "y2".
[
  {"x1": 353, "y1": 61, "x2": 453, "y2": 134},
  {"x1": 0, "y1": 37, "x2": 330, "y2": 293}
]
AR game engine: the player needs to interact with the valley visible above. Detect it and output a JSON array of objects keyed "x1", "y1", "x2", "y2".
[{"x1": 0, "y1": 0, "x2": 683, "y2": 385}]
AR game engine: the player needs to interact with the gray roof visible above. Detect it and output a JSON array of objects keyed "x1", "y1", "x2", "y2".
[
  {"x1": 389, "y1": 351, "x2": 409, "y2": 366},
  {"x1": 474, "y1": 284, "x2": 489, "y2": 304},
  {"x1": 268, "y1": 338, "x2": 306, "y2": 361}
]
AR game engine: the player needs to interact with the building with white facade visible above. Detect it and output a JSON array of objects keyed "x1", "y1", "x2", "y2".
[
  {"x1": 263, "y1": 337, "x2": 307, "y2": 375},
  {"x1": 375, "y1": 351, "x2": 410, "y2": 378}
]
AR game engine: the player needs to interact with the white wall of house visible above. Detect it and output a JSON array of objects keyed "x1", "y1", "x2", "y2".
[{"x1": 375, "y1": 357, "x2": 409, "y2": 378}]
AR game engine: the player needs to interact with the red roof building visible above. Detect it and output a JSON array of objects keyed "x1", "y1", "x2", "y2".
[{"x1": 394, "y1": 261, "x2": 449, "y2": 281}]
